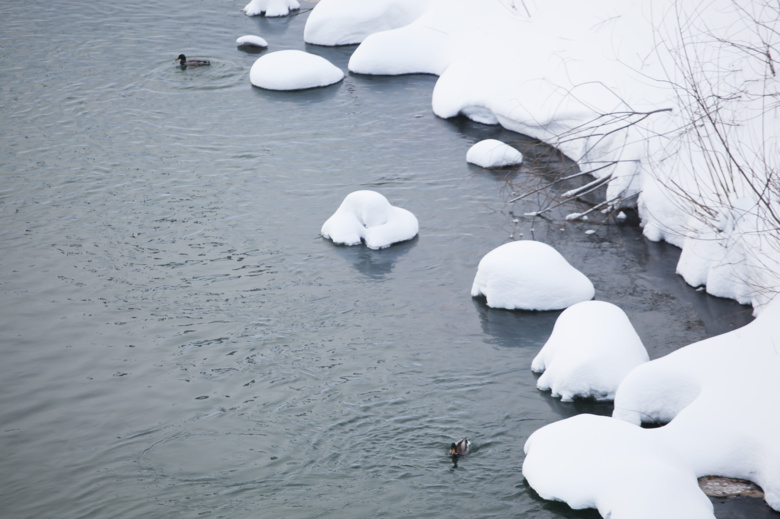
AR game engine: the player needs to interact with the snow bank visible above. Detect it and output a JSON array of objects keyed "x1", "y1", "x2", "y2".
[
  {"x1": 304, "y1": 0, "x2": 430, "y2": 46},
  {"x1": 524, "y1": 297, "x2": 780, "y2": 517},
  {"x1": 250, "y1": 50, "x2": 344, "y2": 91},
  {"x1": 471, "y1": 241, "x2": 594, "y2": 311},
  {"x1": 303, "y1": 0, "x2": 780, "y2": 312},
  {"x1": 243, "y1": 0, "x2": 299, "y2": 17},
  {"x1": 466, "y1": 139, "x2": 523, "y2": 168},
  {"x1": 532, "y1": 301, "x2": 648, "y2": 401},
  {"x1": 523, "y1": 414, "x2": 715, "y2": 519},
  {"x1": 321, "y1": 190, "x2": 419, "y2": 249},
  {"x1": 236, "y1": 35, "x2": 268, "y2": 48}
]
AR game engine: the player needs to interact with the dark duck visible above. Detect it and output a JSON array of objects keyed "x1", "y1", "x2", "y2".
[
  {"x1": 175, "y1": 54, "x2": 210, "y2": 67},
  {"x1": 450, "y1": 438, "x2": 471, "y2": 457}
]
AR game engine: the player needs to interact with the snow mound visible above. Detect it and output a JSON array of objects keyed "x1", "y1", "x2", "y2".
[
  {"x1": 524, "y1": 297, "x2": 780, "y2": 518},
  {"x1": 466, "y1": 139, "x2": 523, "y2": 168},
  {"x1": 236, "y1": 35, "x2": 268, "y2": 48},
  {"x1": 321, "y1": 190, "x2": 419, "y2": 250},
  {"x1": 243, "y1": 0, "x2": 300, "y2": 17},
  {"x1": 531, "y1": 301, "x2": 648, "y2": 401},
  {"x1": 304, "y1": 0, "x2": 431, "y2": 46},
  {"x1": 250, "y1": 50, "x2": 344, "y2": 91},
  {"x1": 523, "y1": 414, "x2": 714, "y2": 519},
  {"x1": 471, "y1": 241, "x2": 595, "y2": 311}
]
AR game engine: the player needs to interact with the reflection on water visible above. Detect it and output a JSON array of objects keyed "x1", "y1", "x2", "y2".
[
  {"x1": 473, "y1": 299, "x2": 562, "y2": 349},
  {"x1": 329, "y1": 238, "x2": 418, "y2": 279},
  {"x1": 0, "y1": 1, "x2": 762, "y2": 519}
]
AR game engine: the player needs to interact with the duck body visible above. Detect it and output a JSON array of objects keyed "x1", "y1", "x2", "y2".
[
  {"x1": 175, "y1": 54, "x2": 210, "y2": 67},
  {"x1": 450, "y1": 438, "x2": 471, "y2": 457}
]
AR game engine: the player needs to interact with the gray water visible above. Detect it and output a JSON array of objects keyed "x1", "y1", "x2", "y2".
[{"x1": 0, "y1": 1, "x2": 766, "y2": 518}]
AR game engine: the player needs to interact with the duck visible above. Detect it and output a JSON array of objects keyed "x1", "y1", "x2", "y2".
[
  {"x1": 450, "y1": 438, "x2": 471, "y2": 457},
  {"x1": 175, "y1": 54, "x2": 210, "y2": 67}
]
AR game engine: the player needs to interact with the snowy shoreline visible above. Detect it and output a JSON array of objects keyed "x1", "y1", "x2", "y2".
[
  {"x1": 296, "y1": 1, "x2": 780, "y2": 518},
  {"x1": 303, "y1": 0, "x2": 780, "y2": 314}
]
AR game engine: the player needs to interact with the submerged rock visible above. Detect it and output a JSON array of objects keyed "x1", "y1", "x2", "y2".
[{"x1": 699, "y1": 476, "x2": 764, "y2": 499}]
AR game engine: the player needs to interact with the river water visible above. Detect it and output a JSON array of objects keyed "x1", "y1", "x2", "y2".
[{"x1": 0, "y1": 1, "x2": 767, "y2": 518}]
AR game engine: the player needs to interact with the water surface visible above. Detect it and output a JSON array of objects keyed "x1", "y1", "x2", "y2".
[{"x1": 0, "y1": 2, "x2": 762, "y2": 518}]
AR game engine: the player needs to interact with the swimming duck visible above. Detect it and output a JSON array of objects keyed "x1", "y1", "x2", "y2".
[
  {"x1": 175, "y1": 54, "x2": 210, "y2": 67},
  {"x1": 450, "y1": 438, "x2": 471, "y2": 457}
]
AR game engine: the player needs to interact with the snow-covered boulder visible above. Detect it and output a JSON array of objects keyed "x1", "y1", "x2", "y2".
[
  {"x1": 523, "y1": 414, "x2": 715, "y2": 519},
  {"x1": 466, "y1": 139, "x2": 523, "y2": 168},
  {"x1": 531, "y1": 301, "x2": 648, "y2": 401},
  {"x1": 471, "y1": 240, "x2": 595, "y2": 311},
  {"x1": 321, "y1": 190, "x2": 418, "y2": 250},
  {"x1": 304, "y1": 0, "x2": 431, "y2": 46},
  {"x1": 243, "y1": 0, "x2": 299, "y2": 17},
  {"x1": 524, "y1": 296, "x2": 780, "y2": 518},
  {"x1": 236, "y1": 35, "x2": 268, "y2": 48},
  {"x1": 250, "y1": 50, "x2": 344, "y2": 91}
]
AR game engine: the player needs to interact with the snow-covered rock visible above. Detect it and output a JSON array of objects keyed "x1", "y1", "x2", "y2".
[
  {"x1": 531, "y1": 301, "x2": 648, "y2": 401},
  {"x1": 471, "y1": 240, "x2": 595, "y2": 311},
  {"x1": 523, "y1": 414, "x2": 715, "y2": 519},
  {"x1": 321, "y1": 190, "x2": 419, "y2": 250},
  {"x1": 524, "y1": 297, "x2": 780, "y2": 518},
  {"x1": 236, "y1": 35, "x2": 268, "y2": 48},
  {"x1": 466, "y1": 139, "x2": 523, "y2": 168},
  {"x1": 250, "y1": 50, "x2": 344, "y2": 91},
  {"x1": 304, "y1": 0, "x2": 431, "y2": 46},
  {"x1": 243, "y1": 0, "x2": 300, "y2": 17}
]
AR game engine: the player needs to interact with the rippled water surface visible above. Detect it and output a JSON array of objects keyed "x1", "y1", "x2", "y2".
[{"x1": 0, "y1": 2, "x2": 763, "y2": 518}]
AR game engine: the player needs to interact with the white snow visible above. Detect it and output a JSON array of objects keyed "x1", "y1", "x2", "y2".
[
  {"x1": 321, "y1": 190, "x2": 419, "y2": 250},
  {"x1": 524, "y1": 297, "x2": 780, "y2": 518},
  {"x1": 523, "y1": 413, "x2": 716, "y2": 519},
  {"x1": 250, "y1": 50, "x2": 344, "y2": 91},
  {"x1": 243, "y1": 0, "x2": 300, "y2": 17},
  {"x1": 470, "y1": 240, "x2": 594, "y2": 311},
  {"x1": 466, "y1": 139, "x2": 523, "y2": 168},
  {"x1": 236, "y1": 35, "x2": 268, "y2": 48},
  {"x1": 304, "y1": 0, "x2": 430, "y2": 46},
  {"x1": 532, "y1": 301, "x2": 648, "y2": 401}
]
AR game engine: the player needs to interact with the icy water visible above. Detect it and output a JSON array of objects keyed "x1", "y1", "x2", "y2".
[{"x1": 0, "y1": 2, "x2": 769, "y2": 518}]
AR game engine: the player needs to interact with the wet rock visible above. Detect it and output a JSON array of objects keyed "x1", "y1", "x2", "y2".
[{"x1": 698, "y1": 476, "x2": 764, "y2": 498}]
